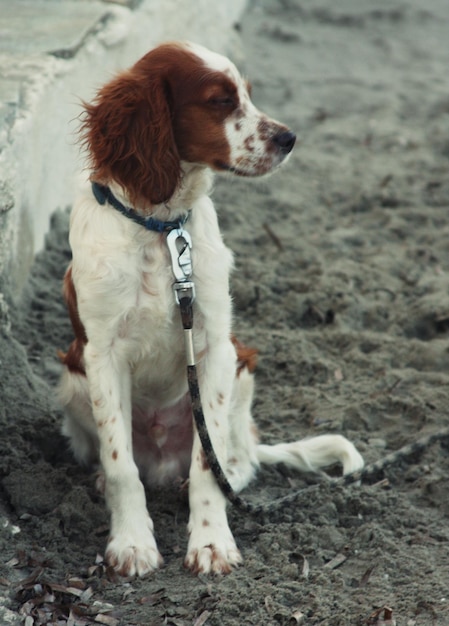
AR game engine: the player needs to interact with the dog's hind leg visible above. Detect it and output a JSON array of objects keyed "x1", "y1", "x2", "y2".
[{"x1": 59, "y1": 368, "x2": 99, "y2": 466}]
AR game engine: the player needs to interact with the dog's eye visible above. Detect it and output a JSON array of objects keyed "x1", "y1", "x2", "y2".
[{"x1": 207, "y1": 96, "x2": 236, "y2": 108}]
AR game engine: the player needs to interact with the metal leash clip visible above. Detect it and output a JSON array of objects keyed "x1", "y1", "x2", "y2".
[
  {"x1": 166, "y1": 226, "x2": 196, "y2": 366},
  {"x1": 166, "y1": 227, "x2": 196, "y2": 305}
]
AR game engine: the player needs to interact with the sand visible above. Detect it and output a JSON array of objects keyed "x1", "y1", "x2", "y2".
[{"x1": 1, "y1": 0, "x2": 449, "y2": 624}]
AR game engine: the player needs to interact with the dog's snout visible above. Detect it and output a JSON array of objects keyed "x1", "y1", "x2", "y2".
[{"x1": 272, "y1": 130, "x2": 296, "y2": 154}]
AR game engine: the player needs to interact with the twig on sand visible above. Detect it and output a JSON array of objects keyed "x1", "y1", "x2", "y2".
[{"x1": 263, "y1": 222, "x2": 284, "y2": 251}]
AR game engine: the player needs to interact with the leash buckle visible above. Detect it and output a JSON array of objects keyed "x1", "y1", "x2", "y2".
[
  {"x1": 173, "y1": 280, "x2": 195, "y2": 306},
  {"x1": 166, "y1": 227, "x2": 196, "y2": 305}
]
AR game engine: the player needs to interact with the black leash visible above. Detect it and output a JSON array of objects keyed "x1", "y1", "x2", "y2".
[
  {"x1": 168, "y1": 228, "x2": 449, "y2": 513},
  {"x1": 169, "y1": 227, "x2": 449, "y2": 515},
  {"x1": 164, "y1": 224, "x2": 259, "y2": 512},
  {"x1": 178, "y1": 297, "x2": 253, "y2": 512}
]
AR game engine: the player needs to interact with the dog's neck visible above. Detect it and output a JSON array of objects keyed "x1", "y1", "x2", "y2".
[{"x1": 108, "y1": 164, "x2": 213, "y2": 221}]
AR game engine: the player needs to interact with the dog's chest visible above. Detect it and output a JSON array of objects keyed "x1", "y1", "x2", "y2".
[
  {"x1": 137, "y1": 237, "x2": 173, "y2": 309},
  {"x1": 126, "y1": 237, "x2": 203, "y2": 394},
  {"x1": 119, "y1": 236, "x2": 179, "y2": 343}
]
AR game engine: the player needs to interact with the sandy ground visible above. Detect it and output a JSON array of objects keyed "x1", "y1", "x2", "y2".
[{"x1": 1, "y1": 0, "x2": 449, "y2": 624}]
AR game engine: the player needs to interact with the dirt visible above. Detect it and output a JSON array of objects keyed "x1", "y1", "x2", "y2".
[{"x1": 1, "y1": 0, "x2": 449, "y2": 624}]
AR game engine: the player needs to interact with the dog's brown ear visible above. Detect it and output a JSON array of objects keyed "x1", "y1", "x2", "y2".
[{"x1": 80, "y1": 66, "x2": 181, "y2": 208}]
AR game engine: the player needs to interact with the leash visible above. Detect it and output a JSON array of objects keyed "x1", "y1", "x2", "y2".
[
  {"x1": 166, "y1": 224, "x2": 254, "y2": 511},
  {"x1": 93, "y1": 183, "x2": 449, "y2": 514},
  {"x1": 165, "y1": 221, "x2": 449, "y2": 514},
  {"x1": 167, "y1": 222, "x2": 449, "y2": 514}
]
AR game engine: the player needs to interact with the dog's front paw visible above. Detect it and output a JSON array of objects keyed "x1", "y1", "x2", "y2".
[
  {"x1": 105, "y1": 523, "x2": 163, "y2": 577},
  {"x1": 185, "y1": 528, "x2": 242, "y2": 575}
]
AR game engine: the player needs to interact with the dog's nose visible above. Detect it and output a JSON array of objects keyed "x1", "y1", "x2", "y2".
[{"x1": 272, "y1": 130, "x2": 296, "y2": 154}]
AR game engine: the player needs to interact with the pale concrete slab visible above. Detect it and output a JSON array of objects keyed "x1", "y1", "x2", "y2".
[{"x1": 0, "y1": 0, "x2": 109, "y2": 57}]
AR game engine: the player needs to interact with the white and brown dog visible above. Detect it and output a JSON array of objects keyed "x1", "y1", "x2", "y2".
[{"x1": 58, "y1": 41, "x2": 363, "y2": 577}]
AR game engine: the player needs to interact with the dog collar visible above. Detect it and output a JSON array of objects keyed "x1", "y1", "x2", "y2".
[{"x1": 91, "y1": 182, "x2": 190, "y2": 233}]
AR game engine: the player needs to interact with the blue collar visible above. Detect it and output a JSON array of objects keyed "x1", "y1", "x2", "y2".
[{"x1": 91, "y1": 182, "x2": 190, "y2": 233}]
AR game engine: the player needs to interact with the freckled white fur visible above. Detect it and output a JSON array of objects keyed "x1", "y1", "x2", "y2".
[
  {"x1": 59, "y1": 43, "x2": 363, "y2": 578},
  {"x1": 188, "y1": 42, "x2": 291, "y2": 176}
]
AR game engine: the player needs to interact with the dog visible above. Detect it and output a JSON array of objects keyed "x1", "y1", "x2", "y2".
[{"x1": 58, "y1": 41, "x2": 364, "y2": 576}]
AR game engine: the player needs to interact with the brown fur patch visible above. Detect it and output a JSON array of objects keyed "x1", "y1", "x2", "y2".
[
  {"x1": 231, "y1": 335, "x2": 258, "y2": 375},
  {"x1": 58, "y1": 266, "x2": 87, "y2": 376}
]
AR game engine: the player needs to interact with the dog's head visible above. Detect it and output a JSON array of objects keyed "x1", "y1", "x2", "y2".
[{"x1": 81, "y1": 41, "x2": 296, "y2": 208}]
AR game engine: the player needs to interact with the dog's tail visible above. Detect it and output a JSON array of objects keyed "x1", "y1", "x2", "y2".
[{"x1": 257, "y1": 434, "x2": 364, "y2": 476}]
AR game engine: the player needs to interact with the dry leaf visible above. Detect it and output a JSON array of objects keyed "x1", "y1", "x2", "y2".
[
  {"x1": 80, "y1": 587, "x2": 94, "y2": 602},
  {"x1": 359, "y1": 565, "x2": 375, "y2": 587},
  {"x1": 92, "y1": 601, "x2": 114, "y2": 613},
  {"x1": 367, "y1": 605, "x2": 396, "y2": 625},
  {"x1": 324, "y1": 551, "x2": 348, "y2": 570},
  {"x1": 193, "y1": 610, "x2": 211, "y2": 626},
  {"x1": 67, "y1": 577, "x2": 85, "y2": 589},
  {"x1": 290, "y1": 608, "x2": 304, "y2": 624},
  {"x1": 95, "y1": 614, "x2": 119, "y2": 626},
  {"x1": 301, "y1": 557, "x2": 310, "y2": 579},
  {"x1": 138, "y1": 588, "x2": 165, "y2": 606}
]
